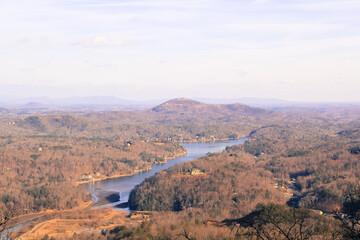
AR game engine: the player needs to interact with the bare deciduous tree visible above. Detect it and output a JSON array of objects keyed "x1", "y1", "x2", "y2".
[
  {"x1": 0, "y1": 202, "x2": 19, "y2": 234},
  {"x1": 338, "y1": 191, "x2": 360, "y2": 240}
]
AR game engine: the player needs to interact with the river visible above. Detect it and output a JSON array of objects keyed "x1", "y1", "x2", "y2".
[
  {"x1": 0, "y1": 138, "x2": 247, "y2": 240},
  {"x1": 84, "y1": 137, "x2": 247, "y2": 211}
]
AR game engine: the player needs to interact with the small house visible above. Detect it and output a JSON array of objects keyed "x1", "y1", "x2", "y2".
[
  {"x1": 78, "y1": 174, "x2": 94, "y2": 181},
  {"x1": 190, "y1": 168, "x2": 203, "y2": 175}
]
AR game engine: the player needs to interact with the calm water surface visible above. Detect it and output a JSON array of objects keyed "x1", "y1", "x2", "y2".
[
  {"x1": 84, "y1": 138, "x2": 247, "y2": 210},
  {"x1": 0, "y1": 138, "x2": 247, "y2": 240}
]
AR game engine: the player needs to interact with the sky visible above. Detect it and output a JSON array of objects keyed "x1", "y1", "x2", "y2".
[{"x1": 1, "y1": 0, "x2": 360, "y2": 102}]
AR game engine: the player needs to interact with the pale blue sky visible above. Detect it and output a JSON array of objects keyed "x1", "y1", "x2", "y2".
[{"x1": 1, "y1": 0, "x2": 360, "y2": 101}]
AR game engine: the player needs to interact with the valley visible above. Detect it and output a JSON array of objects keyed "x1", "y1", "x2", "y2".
[
  {"x1": 3, "y1": 0, "x2": 360, "y2": 239},
  {"x1": 1, "y1": 98, "x2": 360, "y2": 239}
]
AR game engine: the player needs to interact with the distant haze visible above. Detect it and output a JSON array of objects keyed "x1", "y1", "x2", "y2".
[
  {"x1": 1, "y1": 96, "x2": 359, "y2": 112},
  {"x1": 1, "y1": 1, "x2": 360, "y2": 102}
]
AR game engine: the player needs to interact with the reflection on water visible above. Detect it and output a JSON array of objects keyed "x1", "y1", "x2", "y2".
[{"x1": 84, "y1": 138, "x2": 247, "y2": 211}]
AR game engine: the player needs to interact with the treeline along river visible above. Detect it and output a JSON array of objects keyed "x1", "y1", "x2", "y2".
[{"x1": 84, "y1": 138, "x2": 247, "y2": 211}]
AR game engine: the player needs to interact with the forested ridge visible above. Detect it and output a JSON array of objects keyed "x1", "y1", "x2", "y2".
[
  {"x1": 0, "y1": 136, "x2": 185, "y2": 221},
  {"x1": 129, "y1": 145, "x2": 283, "y2": 218},
  {"x1": 1, "y1": 98, "x2": 284, "y2": 142},
  {"x1": 0, "y1": 99, "x2": 280, "y2": 234},
  {"x1": 130, "y1": 123, "x2": 360, "y2": 213},
  {"x1": 127, "y1": 122, "x2": 360, "y2": 239},
  {"x1": 2, "y1": 99, "x2": 360, "y2": 239}
]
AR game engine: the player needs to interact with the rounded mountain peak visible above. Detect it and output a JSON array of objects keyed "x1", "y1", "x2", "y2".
[{"x1": 152, "y1": 98, "x2": 206, "y2": 113}]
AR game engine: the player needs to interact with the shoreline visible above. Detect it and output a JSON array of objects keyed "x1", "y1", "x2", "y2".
[
  {"x1": 2, "y1": 201, "x2": 95, "y2": 239},
  {"x1": 6, "y1": 137, "x2": 247, "y2": 239},
  {"x1": 11, "y1": 200, "x2": 94, "y2": 221},
  {"x1": 175, "y1": 136, "x2": 246, "y2": 143},
  {"x1": 76, "y1": 150, "x2": 188, "y2": 185},
  {"x1": 77, "y1": 137, "x2": 247, "y2": 185}
]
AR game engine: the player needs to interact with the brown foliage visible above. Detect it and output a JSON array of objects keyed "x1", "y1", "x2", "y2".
[{"x1": 0, "y1": 136, "x2": 184, "y2": 217}]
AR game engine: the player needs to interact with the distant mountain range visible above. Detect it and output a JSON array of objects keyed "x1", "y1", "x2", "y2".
[
  {"x1": 7, "y1": 98, "x2": 284, "y2": 142},
  {"x1": 0, "y1": 96, "x2": 164, "y2": 106},
  {"x1": 0, "y1": 96, "x2": 167, "y2": 112},
  {"x1": 151, "y1": 98, "x2": 272, "y2": 116},
  {"x1": 194, "y1": 97, "x2": 291, "y2": 106},
  {"x1": 0, "y1": 96, "x2": 292, "y2": 107},
  {"x1": 0, "y1": 96, "x2": 359, "y2": 113}
]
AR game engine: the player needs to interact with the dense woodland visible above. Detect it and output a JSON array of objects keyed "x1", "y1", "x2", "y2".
[
  {"x1": 1, "y1": 98, "x2": 360, "y2": 239},
  {"x1": 130, "y1": 123, "x2": 360, "y2": 213},
  {"x1": 126, "y1": 104, "x2": 360, "y2": 239},
  {"x1": 0, "y1": 98, "x2": 284, "y2": 142},
  {"x1": 1, "y1": 99, "x2": 278, "y2": 234},
  {"x1": 0, "y1": 136, "x2": 185, "y2": 221},
  {"x1": 129, "y1": 145, "x2": 284, "y2": 219}
]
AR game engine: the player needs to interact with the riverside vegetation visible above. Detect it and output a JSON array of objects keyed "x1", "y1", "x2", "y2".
[
  {"x1": 1, "y1": 98, "x2": 360, "y2": 239},
  {"x1": 0, "y1": 99, "x2": 279, "y2": 235}
]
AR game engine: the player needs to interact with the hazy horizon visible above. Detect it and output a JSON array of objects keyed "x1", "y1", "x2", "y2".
[
  {"x1": 2, "y1": 95, "x2": 360, "y2": 107},
  {"x1": 2, "y1": 0, "x2": 360, "y2": 102}
]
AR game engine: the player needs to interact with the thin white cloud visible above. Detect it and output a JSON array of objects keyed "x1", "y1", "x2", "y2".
[
  {"x1": 1, "y1": 0, "x2": 360, "y2": 101},
  {"x1": 289, "y1": 0, "x2": 360, "y2": 11},
  {"x1": 72, "y1": 35, "x2": 135, "y2": 48},
  {"x1": 253, "y1": 0, "x2": 270, "y2": 4},
  {"x1": 58, "y1": 0, "x2": 215, "y2": 9}
]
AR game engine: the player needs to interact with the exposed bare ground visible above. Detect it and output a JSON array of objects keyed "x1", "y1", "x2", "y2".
[{"x1": 8, "y1": 205, "x2": 142, "y2": 240}]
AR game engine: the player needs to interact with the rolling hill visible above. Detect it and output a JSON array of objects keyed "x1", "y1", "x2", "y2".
[{"x1": 3, "y1": 98, "x2": 285, "y2": 142}]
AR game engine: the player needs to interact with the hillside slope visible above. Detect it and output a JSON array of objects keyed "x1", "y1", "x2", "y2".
[{"x1": 3, "y1": 98, "x2": 285, "y2": 142}]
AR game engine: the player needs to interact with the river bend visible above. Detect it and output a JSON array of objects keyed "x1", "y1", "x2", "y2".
[{"x1": 84, "y1": 138, "x2": 247, "y2": 211}]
